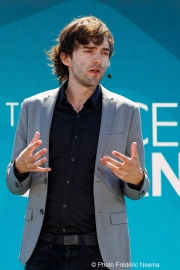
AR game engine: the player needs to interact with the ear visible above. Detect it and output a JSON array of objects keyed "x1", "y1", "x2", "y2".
[{"x1": 60, "y1": 52, "x2": 71, "y2": 67}]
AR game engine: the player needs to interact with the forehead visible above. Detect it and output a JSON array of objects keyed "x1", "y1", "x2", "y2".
[{"x1": 79, "y1": 36, "x2": 110, "y2": 49}]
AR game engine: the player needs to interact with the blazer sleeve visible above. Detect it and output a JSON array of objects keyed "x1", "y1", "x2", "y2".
[
  {"x1": 6, "y1": 99, "x2": 32, "y2": 195},
  {"x1": 122, "y1": 106, "x2": 150, "y2": 200}
]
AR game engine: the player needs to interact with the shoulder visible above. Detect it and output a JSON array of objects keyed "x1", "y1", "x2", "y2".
[
  {"x1": 100, "y1": 85, "x2": 138, "y2": 110},
  {"x1": 23, "y1": 87, "x2": 60, "y2": 104}
]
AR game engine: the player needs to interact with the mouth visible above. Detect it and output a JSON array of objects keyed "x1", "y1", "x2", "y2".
[{"x1": 89, "y1": 68, "x2": 101, "y2": 74}]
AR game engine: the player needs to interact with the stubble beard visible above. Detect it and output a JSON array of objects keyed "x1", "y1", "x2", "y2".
[{"x1": 72, "y1": 64, "x2": 106, "y2": 87}]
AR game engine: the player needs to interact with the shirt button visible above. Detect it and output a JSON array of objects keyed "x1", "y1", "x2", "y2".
[
  {"x1": 66, "y1": 181, "x2": 70, "y2": 184},
  {"x1": 40, "y1": 209, "x2": 44, "y2": 214},
  {"x1": 63, "y1": 229, "x2": 66, "y2": 232},
  {"x1": 63, "y1": 204, "x2": 67, "y2": 208},
  {"x1": 71, "y1": 158, "x2": 74, "y2": 161},
  {"x1": 74, "y1": 136, "x2": 78, "y2": 140},
  {"x1": 77, "y1": 115, "x2": 80, "y2": 118}
]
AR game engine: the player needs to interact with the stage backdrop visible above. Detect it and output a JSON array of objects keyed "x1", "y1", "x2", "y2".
[{"x1": 1, "y1": 0, "x2": 180, "y2": 269}]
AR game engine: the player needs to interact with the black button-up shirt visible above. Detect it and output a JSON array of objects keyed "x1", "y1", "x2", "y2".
[{"x1": 42, "y1": 83, "x2": 102, "y2": 235}]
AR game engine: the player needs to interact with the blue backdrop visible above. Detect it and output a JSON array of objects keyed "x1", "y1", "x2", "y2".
[{"x1": 1, "y1": 0, "x2": 180, "y2": 269}]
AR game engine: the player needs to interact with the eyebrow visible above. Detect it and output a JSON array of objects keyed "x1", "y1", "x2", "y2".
[{"x1": 82, "y1": 46, "x2": 110, "y2": 51}]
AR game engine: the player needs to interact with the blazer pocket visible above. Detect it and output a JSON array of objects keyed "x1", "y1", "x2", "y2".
[
  {"x1": 110, "y1": 211, "x2": 127, "y2": 225},
  {"x1": 24, "y1": 207, "x2": 33, "y2": 221},
  {"x1": 107, "y1": 133, "x2": 124, "y2": 140}
]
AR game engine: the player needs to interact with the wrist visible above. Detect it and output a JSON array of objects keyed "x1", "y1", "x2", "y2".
[
  {"x1": 14, "y1": 158, "x2": 27, "y2": 175},
  {"x1": 134, "y1": 169, "x2": 144, "y2": 185}
]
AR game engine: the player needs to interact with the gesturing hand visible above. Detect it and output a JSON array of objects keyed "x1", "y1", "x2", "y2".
[
  {"x1": 100, "y1": 142, "x2": 143, "y2": 185},
  {"x1": 15, "y1": 132, "x2": 51, "y2": 174}
]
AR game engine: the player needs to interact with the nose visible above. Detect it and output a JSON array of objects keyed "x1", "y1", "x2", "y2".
[{"x1": 92, "y1": 52, "x2": 102, "y2": 65}]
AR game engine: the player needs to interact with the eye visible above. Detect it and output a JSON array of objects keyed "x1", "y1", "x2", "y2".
[{"x1": 102, "y1": 51, "x2": 109, "y2": 56}]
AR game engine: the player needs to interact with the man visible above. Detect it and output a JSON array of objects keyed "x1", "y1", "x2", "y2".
[{"x1": 6, "y1": 16, "x2": 149, "y2": 269}]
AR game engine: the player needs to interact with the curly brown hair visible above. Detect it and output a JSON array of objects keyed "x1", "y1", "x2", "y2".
[{"x1": 46, "y1": 16, "x2": 114, "y2": 84}]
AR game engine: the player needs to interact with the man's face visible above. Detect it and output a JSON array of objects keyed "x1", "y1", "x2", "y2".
[{"x1": 68, "y1": 36, "x2": 110, "y2": 87}]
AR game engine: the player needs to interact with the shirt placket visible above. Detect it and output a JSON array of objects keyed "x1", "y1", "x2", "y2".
[{"x1": 61, "y1": 113, "x2": 82, "y2": 233}]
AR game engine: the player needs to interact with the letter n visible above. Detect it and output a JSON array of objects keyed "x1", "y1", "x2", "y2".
[{"x1": 152, "y1": 153, "x2": 180, "y2": 196}]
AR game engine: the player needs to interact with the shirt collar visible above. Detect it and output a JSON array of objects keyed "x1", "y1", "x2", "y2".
[{"x1": 59, "y1": 81, "x2": 101, "y2": 108}]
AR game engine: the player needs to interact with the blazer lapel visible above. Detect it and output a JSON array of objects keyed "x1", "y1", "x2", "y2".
[
  {"x1": 39, "y1": 88, "x2": 60, "y2": 170},
  {"x1": 94, "y1": 86, "x2": 116, "y2": 171}
]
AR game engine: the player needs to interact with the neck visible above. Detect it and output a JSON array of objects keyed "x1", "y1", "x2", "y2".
[{"x1": 65, "y1": 81, "x2": 97, "y2": 112}]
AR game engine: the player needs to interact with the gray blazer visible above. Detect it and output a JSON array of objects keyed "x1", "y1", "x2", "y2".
[{"x1": 6, "y1": 86, "x2": 149, "y2": 269}]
